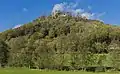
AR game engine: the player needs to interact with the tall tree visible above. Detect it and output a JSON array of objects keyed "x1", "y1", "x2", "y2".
[{"x1": 0, "y1": 40, "x2": 9, "y2": 67}]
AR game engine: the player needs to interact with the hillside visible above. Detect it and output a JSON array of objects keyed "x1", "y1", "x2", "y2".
[{"x1": 0, "y1": 13, "x2": 120, "y2": 71}]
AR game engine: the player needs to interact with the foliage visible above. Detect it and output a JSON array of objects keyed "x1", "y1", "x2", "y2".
[
  {"x1": 0, "y1": 13, "x2": 120, "y2": 71},
  {"x1": 0, "y1": 40, "x2": 9, "y2": 67}
]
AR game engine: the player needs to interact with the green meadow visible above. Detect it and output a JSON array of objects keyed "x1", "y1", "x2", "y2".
[{"x1": 0, "y1": 68, "x2": 119, "y2": 74}]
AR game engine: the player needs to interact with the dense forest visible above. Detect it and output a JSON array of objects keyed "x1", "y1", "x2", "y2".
[{"x1": 0, "y1": 12, "x2": 120, "y2": 72}]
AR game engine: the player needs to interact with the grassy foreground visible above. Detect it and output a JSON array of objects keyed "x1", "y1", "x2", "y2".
[{"x1": 0, "y1": 68, "x2": 119, "y2": 74}]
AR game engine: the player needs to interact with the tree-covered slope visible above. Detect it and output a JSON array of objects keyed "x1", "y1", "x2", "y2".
[{"x1": 0, "y1": 13, "x2": 120, "y2": 71}]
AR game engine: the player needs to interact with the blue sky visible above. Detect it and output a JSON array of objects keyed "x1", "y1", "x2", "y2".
[{"x1": 0, "y1": 0, "x2": 120, "y2": 32}]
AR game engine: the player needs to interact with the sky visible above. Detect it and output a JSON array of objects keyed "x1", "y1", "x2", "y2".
[{"x1": 0, "y1": 0, "x2": 120, "y2": 32}]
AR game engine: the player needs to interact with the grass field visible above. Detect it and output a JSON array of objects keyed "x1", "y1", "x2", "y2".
[{"x1": 0, "y1": 68, "x2": 119, "y2": 74}]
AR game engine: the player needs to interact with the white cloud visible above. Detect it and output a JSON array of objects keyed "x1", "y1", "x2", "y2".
[
  {"x1": 52, "y1": 2, "x2": 106, "y2": 20},
  {"x1": 81, "y1": 12, "x2": 95, "y2": 19},
  {"x1": 97, "y1": 12, "x2": 106, "y2": 18},
  {"x1": 52, "y1": 2, "x2": 83, "y2": 16},
  {"x1": 91, "y1": 12, "x2": 106, "y2": 22},
  {"x1": 88, "y1": 6, "x2": 92, "y2": 10},
  {"x1": 52, "y1": 2, "x2": 65, "y2": 13},
  {"x1": 13, "y1": 24, "x2": 22, "y2": 29},
  {"x1": 23, "y1": 8, "x2": 28, "y2": 12},
  {"x1": 69, "y1": 2, "x2": 78, "y2": 9}
]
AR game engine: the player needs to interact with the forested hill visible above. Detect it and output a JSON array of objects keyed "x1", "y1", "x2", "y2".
[{"x1": 0, "y1": 12, "x2": 120, "y2": 71}]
